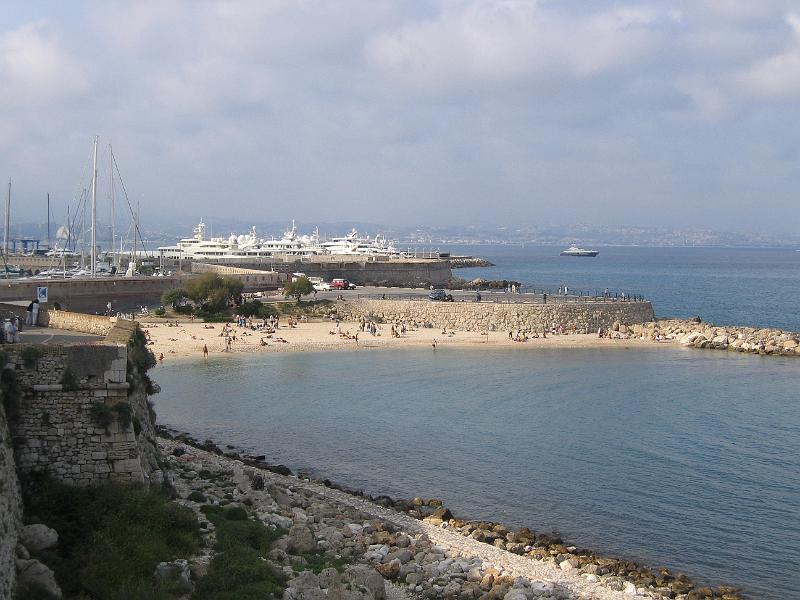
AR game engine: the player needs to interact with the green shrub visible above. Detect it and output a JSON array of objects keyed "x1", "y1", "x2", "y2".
[
  {"x1": 14, "y1": 580, "x2": 58, "y2": 600},
  {"x1": 89, "y1": 402, "x2": 114, "y2": 430},
  {"x1": 224, "y1": 506, "x2": 248, "y2": 521},
  {"x1": 187, "y1": 491, "x2": 207, "y2": 503},
  {"x1": 0, "y1": 367, "x2": 20, "y2": 417},
  {"x1": 194, "y1": 505, "x2": 284, "y2": 600},
  {"x1": 112, "y1": 403, "x2": 133, "y2": 430},
  {"x1": 60, "y1": 368, "x2": 78, "y2": 391},
  {"x1": 22, "y1": 478, "x2": 201, "y2": 599},
  {"x1": 20, "y1": 346, "x2": 43, "y2": 369},
  {"x1": 154, "y1": 306, "x2": 166, "y2": 317}
]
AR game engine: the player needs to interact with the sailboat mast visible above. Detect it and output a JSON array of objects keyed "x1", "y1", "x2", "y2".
[
  {"x1": 47, "y1": 193, "x2": 51, "y2": 249},
  {"x1": 90, "y1": 135, "x2": 98, "y2": 277},
  {"x1": 4, "y1": 179, "x2": 9, "y2": 257},
  {"x1": 109, "y1": 144, "x2": 116, "y2": 269}
]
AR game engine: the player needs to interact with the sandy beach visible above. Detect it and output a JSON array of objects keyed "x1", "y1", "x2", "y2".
[{"x1": 142, "y1": 317, "x2": 671, "y2": 361}]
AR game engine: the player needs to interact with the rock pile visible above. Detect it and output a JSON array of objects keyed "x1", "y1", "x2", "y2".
[
  {"x1": 161, "y1": 436, "x2": 742, "y2": 600},
  {"x1": 632, "y1": 320, "x2": 799, "y2": 356}
]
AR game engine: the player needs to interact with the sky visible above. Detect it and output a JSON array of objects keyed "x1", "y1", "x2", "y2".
[{"x1": 1, "y1": 0, "x2": 799, "y2": 234}]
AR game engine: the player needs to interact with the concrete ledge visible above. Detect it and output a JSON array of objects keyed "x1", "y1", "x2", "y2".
[{"x1": 32, "y1": 384, "x2": 63, "y2": 392}]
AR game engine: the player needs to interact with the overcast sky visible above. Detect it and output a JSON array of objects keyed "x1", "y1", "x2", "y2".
[{"x1": 1, "y1": 1, "x2": 799, "y2": 234}]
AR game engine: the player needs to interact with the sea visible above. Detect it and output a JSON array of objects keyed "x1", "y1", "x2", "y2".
[{"x1": 153, "y1": 246, "x2": 800, "y2": 600}]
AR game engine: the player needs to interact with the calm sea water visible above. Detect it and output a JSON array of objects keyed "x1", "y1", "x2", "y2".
[
  {"x1": 154, "y1": 348, "x2": 800, "y2": 600},
  {"x1": 450, "y1": 245, "x2": 800, "y2": 331}
]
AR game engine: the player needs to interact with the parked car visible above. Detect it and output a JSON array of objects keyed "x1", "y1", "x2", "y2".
[
  {"x1": 331, "y1": 278, "x2": 356, "y2": 290},
  {"x1": 428, "y1": 289, "x2": 453, "y2": 301},
  {"x1": 313, "y1": 281, "x2": 331, "y2": 292}
]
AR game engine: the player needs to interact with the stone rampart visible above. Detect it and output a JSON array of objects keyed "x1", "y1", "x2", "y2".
[
  {"x1": 0, "y1": 401, "x2": 22, "y2": 600},
  {"x1": 5, "y1": 339, "x2": 161, "y2": 487},
  {"x1": 171, "y1": 256, "x2": 453, "y2": 287},
  {"x1": 329, "y1": 299, "x2": 655, "y2": 332},
  {"x1": 190, "y1": 263, "x2": 287, "y2": 291},
  {"x1": 41, "y1": 309, "x2": 114, "y2": 336}
]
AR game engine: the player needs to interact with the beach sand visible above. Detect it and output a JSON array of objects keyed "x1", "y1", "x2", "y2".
[{"x1": 143, "y1": 318, "x2": 671, "y2": 362}]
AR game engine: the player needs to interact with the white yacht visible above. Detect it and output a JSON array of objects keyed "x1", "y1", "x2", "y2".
[
  {"x1": 560, "y1": 245, "x2": 599, "y2": 257},
  {"x1": 158, "y1": 221, "x2": 322, "y2": 261},
  {"x1": 319, "y1": 229, "x2": 401, "y2": 257},
  {"x1": 159, "y1": 221, "x2": 403, "y2": 261}
]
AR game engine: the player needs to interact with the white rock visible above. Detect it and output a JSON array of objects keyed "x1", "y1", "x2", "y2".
[{"x1": 20, "y1": 524, "x2": 58, "y2": 552}]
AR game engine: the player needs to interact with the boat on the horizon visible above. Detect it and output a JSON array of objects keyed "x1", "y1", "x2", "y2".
[{"x1": 560, "y1": 245, "x2": 599, "y2": 257}]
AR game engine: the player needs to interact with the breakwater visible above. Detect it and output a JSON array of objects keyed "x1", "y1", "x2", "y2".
[
  {"x1": 635, "y1": 320, "x2": 800, "y2": 356},
  {"x1": 328, "y1": 298, "x2": 655, "y2": 332},
  {"x1": 170, "y1": 255, "x2": 453, "y2": 287}
]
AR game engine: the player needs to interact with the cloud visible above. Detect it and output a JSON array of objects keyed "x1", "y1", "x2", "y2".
[
  {"x1": 365, "y1": 2, "x2": 666, "y2": 95},
  {"x1": 0, "y1": 1, "x2": 799, "y2": 235},
  {"x1": 0, "y1": 21, "x2": 88, "y2": 109},
  {"x1": 736, "y1": 13, "x2": 800, "y2": 99}
]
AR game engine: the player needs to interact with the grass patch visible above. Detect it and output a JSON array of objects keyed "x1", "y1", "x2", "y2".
[
  {"x1": 23, "y1": 478, "x2": 201, "y2": 600},
  {"x1": 295, "y1": 550, "x2": 349, "y2": 574},
  {"x1": 193, "y1": 505, "x2": 285, "y2": 600}
]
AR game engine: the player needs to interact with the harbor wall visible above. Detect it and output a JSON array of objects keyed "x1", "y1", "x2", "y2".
[
  {"x1": 190, "y1": 263, "x2": 287, "y2": 288},
  {"x1": 0, "y1": 269, "x2": 284, "y2": 314},
  {"x1": 0, "y1": 276, "x2": 189, "y2": 313},
  {"x1": 329, "y1": 299, "x2": 655, "y2": 332},
  {"x1": 173, "y1": 256, "x2": 453, "y2": 287}
]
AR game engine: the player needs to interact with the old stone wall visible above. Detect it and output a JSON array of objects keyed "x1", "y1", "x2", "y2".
[
  {"x1": 171, "y1": 256, "x2": 453, "y2": 287},
  {"x1": 41, "y1": 309, "x2": 114, "y2": 336},
  {"x1": 329, "y1": 299, "x2": 655, "y2": 332},
  {"x1": 190, "y1": 263, "x2": 287, "y2": 290},
  {"x1": 6, "y1": 343, "x2": 158, "y2": 486},
  {"x1": 0, "y1": 402, "x2": 22, "y2": 600}
]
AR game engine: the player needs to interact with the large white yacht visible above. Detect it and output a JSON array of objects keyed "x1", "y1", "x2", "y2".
[
  {"x1": 560, "y1": 245, "x2": 599, "y2": 257},
  {"x1": 158, "y1": 221, "x2": 403, "y2": 261},
  {"x1": 319, "y1": 229, "x2": 401, "y2": 257}
]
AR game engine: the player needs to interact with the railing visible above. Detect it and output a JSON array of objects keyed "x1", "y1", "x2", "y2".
[{"x1": 350, "y1": 289, "x2": 647, "y2": 305}]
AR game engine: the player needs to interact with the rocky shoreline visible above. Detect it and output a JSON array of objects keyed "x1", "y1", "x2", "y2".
[
  {"x1": 449, "y1": 257, "x2": 496, "y2": 268},
  {"x1": 635, "y1": 319, "x2": 799, "y2": 356},
  {"x1": 161, "y1": 429, "x2": 742, "y2": 600}
]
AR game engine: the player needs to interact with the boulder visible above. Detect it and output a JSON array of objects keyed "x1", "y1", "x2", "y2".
[
  {"x1": 375, "y1": 558, "x2": 401, "y2": 580},
  {"x1": 344, "y1": 565, "x2": 385, "y2": 600},
  {"x1": 20, "y1": 524, "x2": 59, "y2": 552},
  {"x1": 154, "y1": 559, "x2": 192, "y2": 592},
  {"x1": 287, "y1": 525, "x2": 317, "y2": 553},
  {"x1": 16, "y1": 558, "x2": 62, "y2": 599}
]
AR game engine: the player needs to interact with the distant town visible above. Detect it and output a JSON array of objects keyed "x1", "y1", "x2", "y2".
[{"x1": 3, "y1": 219, "x2": 799, "y2": 252}]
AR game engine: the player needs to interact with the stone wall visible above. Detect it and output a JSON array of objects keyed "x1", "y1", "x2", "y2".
[
  {"x1": 6, "y1": 342, "x2": 159, "y2": 486},
  {"x1": 0, "y1": 401, "x2": 22, "y2": 600},
  {"x1": 41, "y1": 309, "x2": 114, "y2": 336},
  {"x1": 329, "y1": 299, "x2": 655, "y2": 332},
  {"x1": 172, "y1": 256, "x2": 453, "y2": 287},
  {"x1": 190, "y1": 263, "x2": 287, "y2": 290}
]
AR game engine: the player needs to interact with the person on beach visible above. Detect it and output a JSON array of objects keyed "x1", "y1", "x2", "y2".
[
  {"x1": 25, "y1": 300, "x2": 34, "y2": 325},
  {"x1": 432, "y1": 338, "x2": 437, "y2": 350},
  {"x1": 203, "y1": 344, "x2": 209, "y2": 358}
]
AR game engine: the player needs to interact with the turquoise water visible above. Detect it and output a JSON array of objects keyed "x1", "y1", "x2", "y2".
[
  {"x1": 154, "y1": 347, "x2": 800, "y2": 599},
  {"x1": 453, "y1": 245, "x2": 800, "y2": 331}
]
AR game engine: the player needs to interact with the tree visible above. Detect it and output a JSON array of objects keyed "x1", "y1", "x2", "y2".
[
  {"x1": 283, "y1": 277, "x2": 314, "y2": 303},
  {"x1": 185, "y1": 274, "x2": 244, "y2": 313},
  {"x1": 162, "y1": 288, "x2": 189, "y2": 308},
  {"x1": 235, "y1": 300, "x2": 278, "y2": 318}
]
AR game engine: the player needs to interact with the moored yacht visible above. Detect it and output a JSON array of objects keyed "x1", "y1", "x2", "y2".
[{"x1": 560, "y1": 245, "x2": 599, "y2": 257}]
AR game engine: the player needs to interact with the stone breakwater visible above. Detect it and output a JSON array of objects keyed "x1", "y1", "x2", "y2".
[
  {"x1": 162, "y1": 434, "x2": 739, "y2": 600},
  {"x1": 327, "y1": 299, "x2": 655, "y2": 334},
  {"x1": 634, "y1": 320, "x2": 800, "y2": 357}
]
